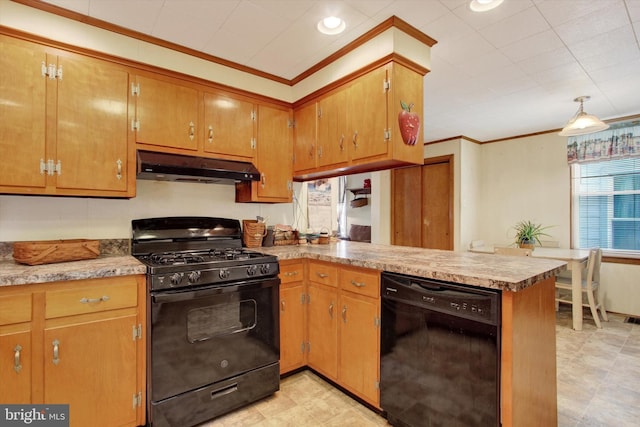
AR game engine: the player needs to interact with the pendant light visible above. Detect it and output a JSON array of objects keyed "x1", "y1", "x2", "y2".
[{"x1": 558, "y1": 96, "x2": 609, "y2": 136}]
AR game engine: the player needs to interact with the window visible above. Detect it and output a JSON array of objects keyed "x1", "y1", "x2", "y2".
[{"x1": 572, "y1": 157, "x2": 640, "y2": 255}]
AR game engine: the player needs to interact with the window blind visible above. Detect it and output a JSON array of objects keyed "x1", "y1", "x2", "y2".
[{"x1": 572, "y1": 158, "x2": 640, "y2": 255}]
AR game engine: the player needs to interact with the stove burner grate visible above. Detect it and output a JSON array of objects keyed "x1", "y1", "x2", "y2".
[{"x1": 150, "y1": 252, "x2": 207, "y2": 265}]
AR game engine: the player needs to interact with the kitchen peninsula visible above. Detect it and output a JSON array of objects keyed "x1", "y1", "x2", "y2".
[
  {"x1": 262, "y1": 240, "x2": 566, "y2": 427},
  {"x1": 0, "y1": 240, "x2": 565, "y2": 427}
]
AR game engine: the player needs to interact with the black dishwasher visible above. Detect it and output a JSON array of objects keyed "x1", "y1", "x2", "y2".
[{"x1": 380, "y1": 272, "x2": 501, "y2": 427}]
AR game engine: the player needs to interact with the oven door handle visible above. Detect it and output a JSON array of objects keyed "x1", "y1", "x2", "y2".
[
  {"x1": 152, "y1": 280, "x2": 274, "y2": 303},
  {"x1": 152, "y1": 288, "x2": 222, "y2": 303}
]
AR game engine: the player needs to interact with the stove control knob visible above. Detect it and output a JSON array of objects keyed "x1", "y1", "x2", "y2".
[
  {"x1": 247, "y1": 265, "x2": 258, "y2": 276},
  {"x1": 219, "y1": 268, "x2": 231, "y2": 280},
  {"x1": 188, "y1": 271, "x2": 201, "y2": 283},
  {"x1": 170, "y1": 272, "x2": 184, "y2": 287},
  {"x1": 260, "y1": 264, "x2": 271, "y2": 275}
]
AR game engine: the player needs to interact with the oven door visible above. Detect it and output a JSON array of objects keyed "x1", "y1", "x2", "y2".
[{"x1": 149, "y1": 276, "x2": 279, "y2": 402}]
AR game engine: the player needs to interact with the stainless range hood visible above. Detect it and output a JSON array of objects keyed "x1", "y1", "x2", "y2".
[{"x1": 136, "y1": 150, "x2": 260, "y2": 184}]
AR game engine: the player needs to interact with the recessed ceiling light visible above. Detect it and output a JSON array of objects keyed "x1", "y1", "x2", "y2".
[
  {"x1": 317, "y1": 16, "x2": 346, "y2": 35},
  {"x1": 469, "y1": 0, "x2": 504, "y2": 12}
]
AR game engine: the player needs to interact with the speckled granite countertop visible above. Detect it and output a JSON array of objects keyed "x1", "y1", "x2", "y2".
[
  {"x1": 258, "y1": 241, "x2": 567, "y2": 292},
  {"x1": 0, "y1": 240, "x2": 566, "y2": 292},
  {"x1": 0, "y1": 256, "x2": 147, "y2": 286},
  {"x1": 0, "y1": 240, "x2": 146, "y2": 286}
]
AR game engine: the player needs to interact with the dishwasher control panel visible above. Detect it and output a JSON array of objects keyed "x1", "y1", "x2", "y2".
[{"x1": 381, "y1": 271, "x2": 500, "y2": 325}]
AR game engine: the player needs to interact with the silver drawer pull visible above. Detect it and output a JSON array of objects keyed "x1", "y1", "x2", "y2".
[
  {"x1": 350, "y1": 279, "x2": 366, "y2": 288},
  {"x1": 80, "y1": 295, "x2": 110, "y2": 304},
  {"x1": 284, "y1": 271, "x2": 299, "y2": 277},
  {"x1": 316, "y1": 272, "x2": 328, "y2": 278},
  {"x1": 329, "y1": 302, "x2": 334, "y2": 319},
  {"x1": 52, "y1": 340, "x2": 60, "y2": 365},
  {"x1": 14, "y1": 345, "x2": 22, "y2": 373}
]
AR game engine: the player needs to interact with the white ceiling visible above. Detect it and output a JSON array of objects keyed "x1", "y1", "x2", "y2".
[{"x1": 38, "y1": 0, "x2": 640, "y2": 142}]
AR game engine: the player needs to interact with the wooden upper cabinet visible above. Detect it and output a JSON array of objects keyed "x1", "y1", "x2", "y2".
[
  {"x1": 236, "y1": 104, "x2": 293, "y2": 203},
  {"x1": 292, "y1": 61, "x2": 425, "y2": 181},
  {"x1": 318, "y1": 89, "x2": 349, "y2": 168},
  {"x1": 348, "y1": 65, "x2": 388, "y2": 162},
  {"x1": 0, "y1": 35, "x2": 47, "y2": 191},
  {"x1": 0, "y1": 35, "x2": 133, "y2": 197},
  {"x1": 55, "y1": 53, "x2": 130, "y2": 193},
  {"x1": 133, "y1": 74, "x2": 199, "y2": 151},
  {"x1": 203, "y1": 92, "x2": 256, "y2": 161},
  {"x1": 293, "y1": 102, "x2": 317, "y2": 173}
]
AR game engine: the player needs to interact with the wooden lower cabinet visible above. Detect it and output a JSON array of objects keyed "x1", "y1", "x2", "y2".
[
  {"x1": 0, "y1": 276, "x2": 146, "y2": 427},
  {"x1": 278, "y1": 260, "x2": 306, "y2": 374},
  {"x1": 0, "y1": 292, "x2": 33, "y2": 403},
  {"x1": 307, "y1": 282, "x2": 338, "y2": 379},
  {"x1": 0, "y1": 329, "x2": 32, "y2": 403},
  {"x1": 304, "y1": 260, "x2": 381, "y2": 408}
]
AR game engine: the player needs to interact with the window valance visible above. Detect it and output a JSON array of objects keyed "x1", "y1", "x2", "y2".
[{"x1": 567, "y1": 122, "x2": 640, "y2": 164}]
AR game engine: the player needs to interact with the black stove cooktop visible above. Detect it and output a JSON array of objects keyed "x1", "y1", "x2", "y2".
[
  {"x1": 140, "y1": 248, "x2": 266, "y2": 267},
  {"x1": 131, "y1": 217, "x2": 278, "y2": 291}
]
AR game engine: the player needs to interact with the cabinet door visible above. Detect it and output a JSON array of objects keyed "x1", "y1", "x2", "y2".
[
  {"x1": 203, "y1": 92, "x2": 255, "y2": 161},
  {"x1": 134, "y1": 75, "x2": 199, "y2": 151},
  {"x1": 256, "y1": 105, "x2": 293, "y2": 200},
  {"x1": 348, "y1": 66, "x2": 388, "y2": 161},
  {"x1": 56, "y1": 54, "x2": 129, "y2": 192},
  {"x1": 280, "y1": 283, "x2": 306, "y2": 374},
  {"x1": 0, "y1": 36, "x2": 47, "y2": 190},
  {"x1": 307, "y1": 283, "x2": 338, "y2": 380},
  {"x1": 0, "y1": 330, "x2": 31, "y2": 403},
  {"x1": 339, "y1": 293, "x2": 379, "y2": 405},
  {"x1": 293, "y1": 102, "x2": 317, "y2": 172},
  {"x1": 317, "y1": 89, "x2": 349, "y2": 167},
  {"x1": 44, "y1": 314, "x2": 138, "y2": 427}
]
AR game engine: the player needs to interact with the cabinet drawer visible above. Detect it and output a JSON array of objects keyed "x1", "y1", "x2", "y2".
[
  {"x1": 45, "y1": 278, "x2": 138, "y2": 319},
  {"x1": 339, "y1": 267, "x2": 380, "y2": 298},
  {"x1": 0, "y1": 293, "x2": 32, "y2": 325},
  {"x1": 279, "y1": 262, "x2": 304, "y2": 284},
  {"x1": 308, "y1": 262, "x2": 338, "y2": 287}
]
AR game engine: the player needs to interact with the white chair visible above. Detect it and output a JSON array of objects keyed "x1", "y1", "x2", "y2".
[
  {"x1": 555, "y1": 248, "x2": 608, "y2": 328},
  {"x1": 494, "y1": 247, "x2": 532, "y2": 256}
]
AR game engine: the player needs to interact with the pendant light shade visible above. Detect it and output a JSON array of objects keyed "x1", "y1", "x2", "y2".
[{"x1": 559, "y1": 96, "x2": 609, "y2": 136}]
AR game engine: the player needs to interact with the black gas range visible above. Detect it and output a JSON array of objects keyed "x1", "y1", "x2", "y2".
[
  {"x1": 131, "y1": 216, "x2": 280, "y2": 427},
  {"x1": 132, "y1": 216, "x2": 279, "y2": 291}
]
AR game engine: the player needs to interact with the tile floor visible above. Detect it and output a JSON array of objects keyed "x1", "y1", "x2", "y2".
[{"x1": 204, "y1": 306, "x2": 640, "y2": 426}]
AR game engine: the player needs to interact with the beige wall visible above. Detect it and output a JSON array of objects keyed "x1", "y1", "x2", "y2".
[{"x1": 422, "y1": 133, "x2": 640, "y2": 317}]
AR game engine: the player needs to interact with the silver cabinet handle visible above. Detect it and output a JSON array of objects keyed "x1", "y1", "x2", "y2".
[
  {"x1": 316, "y1": 272, "x2": 328, "y2": 279},
  {"x1": 352, "y1": 131, "x2": 358, "y2": 149},
  {"x1": 339, "y1": 134, "x2": 345, "y2": 151},
  {"x1": 328, "y1": 302, "x2": 334, "y2": 319},
  {"x1": 284, "y1": 271, "x2": 299, "y2": 277},
  {"x1": 52, "y1": 340, "x2": 60, "y2": 365},
  {"x1": 14, "y1": 345, "x2": 22, "y2": 373},
  {"x1": 80, "y1": 295, "x2": 110, "y2": 304},
  {"x1": 350, "y1": 279, "x2": 366, "y2": 288},
  {"x1": 281, "y1": 300, "x2": 285, "y2": 312},
  {"x1": 208, "y1": 125, "x2": 214, "y2": 143},
  {"x1": 116, "y1": 159, "x2": 122, "y2": 180},
  {"x1": 342, "y1": 305, "x2": 347, "y2": 323},
  {"x1": 261, "y1": 173, "x2": 266, "y2": 188},
  {"x1": 188, "y1": 121, "x2": 195, "y2": 141}
]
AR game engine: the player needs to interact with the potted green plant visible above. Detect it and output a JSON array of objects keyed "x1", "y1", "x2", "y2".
[{"x1": 512, "y1": 220, "x2": 551, "y2": 249}]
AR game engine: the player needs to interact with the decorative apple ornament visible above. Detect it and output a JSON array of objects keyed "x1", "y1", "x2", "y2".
[{"x1": 398, "y1": 100, "x2": 420, "y2": 145}]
